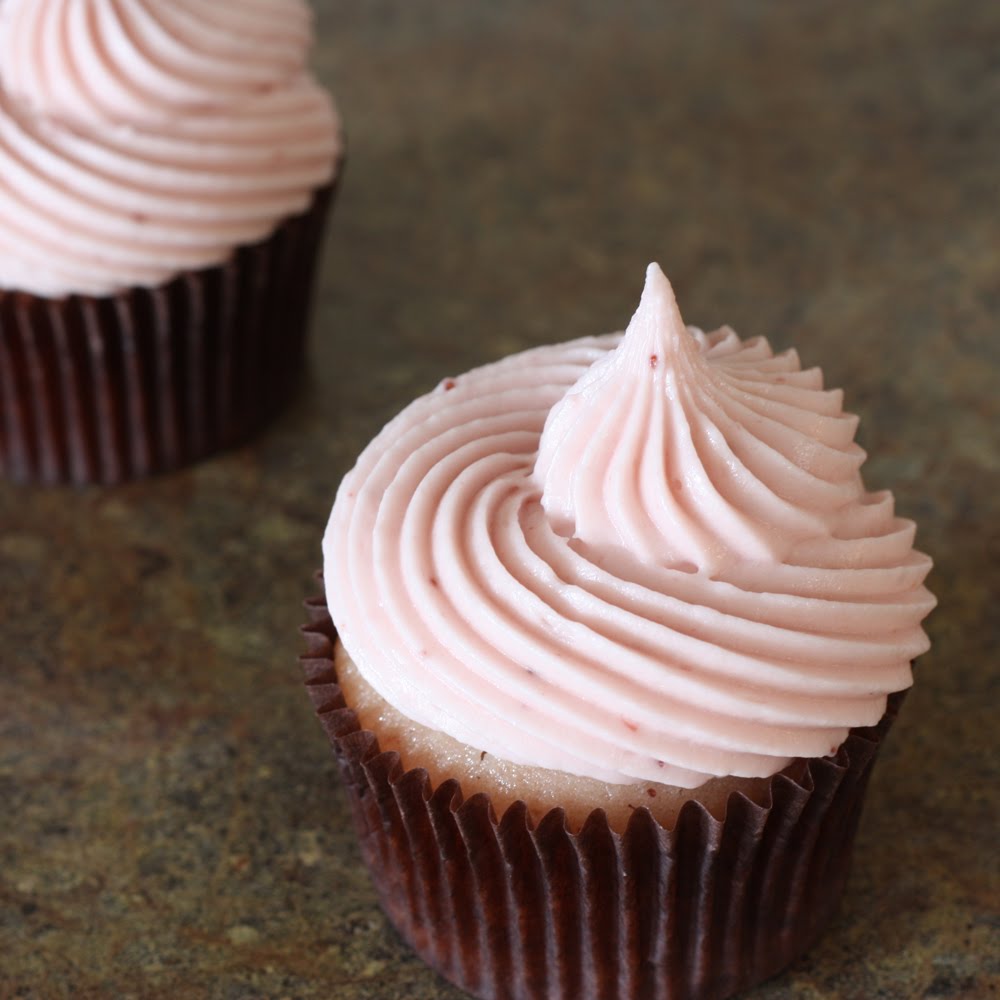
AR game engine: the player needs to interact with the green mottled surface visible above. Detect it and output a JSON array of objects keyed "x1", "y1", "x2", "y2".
[{"x1": 2, "y1": 1, "x2": 998, "y2": 997}]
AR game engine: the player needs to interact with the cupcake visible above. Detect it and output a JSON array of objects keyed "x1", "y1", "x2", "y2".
[
  {"x1": 304, "y1": 265, "x2": 935, "y2": 999},
  {"x1": 0, "y1": 0, "x2": 343, "y2": 484}
]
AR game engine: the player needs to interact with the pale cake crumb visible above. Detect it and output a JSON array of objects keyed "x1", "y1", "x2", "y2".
[{"x1": 335, "y1": 642, "x2": 799, "y2": 834}]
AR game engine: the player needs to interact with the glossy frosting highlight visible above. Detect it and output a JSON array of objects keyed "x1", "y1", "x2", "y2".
[
  {"x1": 0, "y1": 0, "x2": 341, "y2": 297},
  {"x1": 324, "y1": 265, "x2": 935, "y2": 788}
]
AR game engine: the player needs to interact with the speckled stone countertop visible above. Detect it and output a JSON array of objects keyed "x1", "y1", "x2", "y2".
[{"x1": 2, "y1": 2, "x2": 998, "y2": 998}]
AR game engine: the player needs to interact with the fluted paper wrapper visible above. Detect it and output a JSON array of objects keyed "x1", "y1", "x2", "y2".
[
  {"x1": 0, "y1": 182, "x2": 336, "y2": 485},
  {"x1": 302, "y1": 595, "x2": 903, "y2": 1000}
]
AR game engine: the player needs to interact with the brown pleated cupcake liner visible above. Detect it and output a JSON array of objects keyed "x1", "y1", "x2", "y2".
[
  {"x1": 301, "y1": 593, "x2": 904, "y2": 1000},
  {"x1": 0, "y1": 178, "x2": 338, "y2": 485}
]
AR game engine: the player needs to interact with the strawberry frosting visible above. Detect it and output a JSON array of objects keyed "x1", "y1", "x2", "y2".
[
  {"x1": 324, "y1": 265, "x2": 935, "y2": 787},
  {"x1": 0, "y1": 0, "x2": 341, "y2": 297}
]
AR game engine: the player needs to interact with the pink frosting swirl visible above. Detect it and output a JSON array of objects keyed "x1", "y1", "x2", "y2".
[
  {"x1": 324, "y1": 265, "x2": 935, "y2": 788},
  {"x1": 0, "y1": 0, "x2": 341, "y2": 297}
]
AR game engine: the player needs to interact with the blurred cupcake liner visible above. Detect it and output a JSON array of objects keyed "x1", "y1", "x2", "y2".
[
  {"x1": 0, "y1": 178, "x2": 338, "y2": 485},
  {"x1": 302, "y1": 592, "x2": 904, "y2": 1000}
]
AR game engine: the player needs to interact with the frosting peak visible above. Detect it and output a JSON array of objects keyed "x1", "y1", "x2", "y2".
[
  {"x1": 536, "y1": 263, "x2": 865, "y2": 575},
  {"x1": 599, "y1": 262, "x2": 702, "y2": 375}
]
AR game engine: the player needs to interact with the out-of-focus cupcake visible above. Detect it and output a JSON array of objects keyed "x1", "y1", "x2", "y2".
[
  {"x1": 0, "y1": 0, "x2": 343, "y2": 484},
  {"x1": 304, "y1": 265, "x2": 936, "y2": 1000}
]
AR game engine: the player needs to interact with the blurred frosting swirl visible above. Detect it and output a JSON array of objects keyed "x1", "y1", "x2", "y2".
[
  {"x1": 324, "y1": 265, "x2": 935, "y2": 788},
  {"x1": 0, "y1": 0, "x2": 341, "y2": 297}
]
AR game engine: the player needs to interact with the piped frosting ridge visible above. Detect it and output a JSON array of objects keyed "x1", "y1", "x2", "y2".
[
  {"x1": 0, "y1": 0, "x2": 341, "y2": 297},
  {"x1": 324, "y1": 265, "x2": 935, "y2": 788}
]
